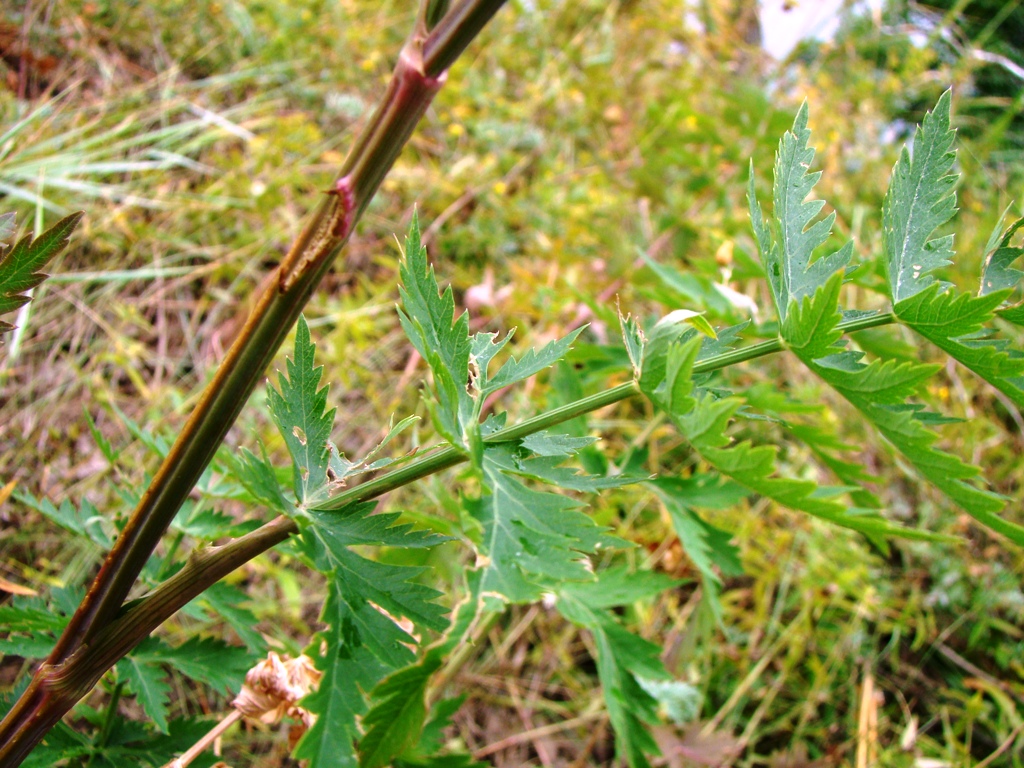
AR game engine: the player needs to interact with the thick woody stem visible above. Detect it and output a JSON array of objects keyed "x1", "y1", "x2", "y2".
[{"x1": 0, "y1": 3, "x2": 508, "y2": 765}]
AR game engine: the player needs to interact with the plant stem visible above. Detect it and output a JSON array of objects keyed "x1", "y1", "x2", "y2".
[
  {"x1": 0, "y1": 3, "x2": 509, "y2": 765},
  {"x1": 38, "y1": 309, "x2": 901, "y2": 706}
]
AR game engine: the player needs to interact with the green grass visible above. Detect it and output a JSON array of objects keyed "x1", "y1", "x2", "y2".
[{"x1": 2, "y1": 1, "x2": 1023, "y2": 765}]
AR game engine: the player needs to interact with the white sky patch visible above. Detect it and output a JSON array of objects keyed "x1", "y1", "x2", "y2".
[{"x1": 760, "y1": 0, "x2": 885, "y2": 60}]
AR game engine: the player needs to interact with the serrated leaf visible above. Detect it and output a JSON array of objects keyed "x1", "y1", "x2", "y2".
[
  {"x1": 13, "y1": 490, "x2": 113, "y2": 547},
  {"x1": 193, "y1": 582, "x2": 267, "y2": 654},
  {"x1": 471, "y1": 449, "x2": 626, "y2": 603},
  {"x1": 0, "y1": 600, "x2": 69, "y2": 633},
  {"x1": 556, "y1": 589, "x2": 667, "y2": 768},
  {"x1": 883, "y1": 90, "x2": 958, "y2": 303},
  {"x1": 306, "y1": 502, "x2": 451, "y2": 550},
  {"x1": 117, "y1": 653, "x2": 171, "y2": 733},
  {"x1": 786, "y1": 423, "x2": 882, "y2": 508},
  {"x1": 748, "y1": 103, "x2": 852, "y2": 321},
  {"x1": 0, "y1": 212, "x2": 83, "y2": 334},
  {"x1": 981, "y1": 216, "x2": 1024, "y2": 296},
  {"x1": 226, "y1": 445, "x2": 292, "y2": 513},
  {"x1": 786, "y1": 283, "x2": 1023, "y2": 544},
  {"x1": 131, "y1": 636, "x2": 252, "y2": 695},
  {"x1": 653, "y1": 486, "x2": 741, "y2": 623},
  {"x1": 656, "y1": 309, "x2": 717, "y2": 339},
  {"x1": 556, "y1": 565, "x2": 681, "y2": 610},
  {"x1": 0, "y1": 634, "x2": 57, "y2": 658},
  {"x1": 300, "y1": 506, "x2": 449, "y2": 661},
  {"x1": 639, "y1": 324, "x2": 702, "y2": 410},
  {"x1": 415, "y1": 696, "x2": 467, "y2": 756},
  {"x1": 398, "y1": 212, "x2": 475, "y2": 451},
  {"x1": 781, "y1": 272, "x2": 845, "y2": 360},
  {"x1": 621, "y1": 313, "x2": 645, "y2": 377},
  {"x1": 83, "y1": 408, "x2": 118, "y2": 464},
  {"x1": 648, "y1": 474, "x2": 747, "y2": 510},
  {"x1": 482, "y1": 326, "x2": 584, "y2": 395},
  {"x1": 171, "y1": 502, "x2": 238, "y2": 540},
  {"x1": 295, "y1": 616, "x2": 384, "y2": 768},
  {"x1": 358, "y1": 655, "x2": 442, "y2": 768},
  {"x1": 520, "y1": 431, "x2": 598, "y2": 456},
  {"x1": 895, "y1": 284, "x2": 1024, "y2": 407},
  {"x1": 487, "y1": 440, "x2": 642, "y2": 493},
  {"x1": 295, "y1": 501, "x2": 451, "y2": 766},
  {"x1": 267, "y1": 316, "x2": 337, "y2": 506},
  {"x1": 651, "y1": 333, "x2": 949, "y2": 543}
]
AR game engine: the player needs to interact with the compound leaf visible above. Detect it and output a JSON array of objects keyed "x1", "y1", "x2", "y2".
[{"x1": 295, "y1": 502, "x2": 450, "y2": 767}]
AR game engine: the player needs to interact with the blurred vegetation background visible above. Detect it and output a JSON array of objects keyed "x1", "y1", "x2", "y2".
[{"x1": 1, "y1": 0, "x2": 1023, "y2": 765}]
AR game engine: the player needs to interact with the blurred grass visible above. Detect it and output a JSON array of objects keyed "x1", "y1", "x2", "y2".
[{"x1": 2, "y1": 1, "x2": 1024, "y2": 766}]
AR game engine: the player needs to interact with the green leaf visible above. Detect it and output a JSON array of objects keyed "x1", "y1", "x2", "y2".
[
  {"x1": 397, "y1": 212, "x2": 475, "y2": 451},
  {"x1": 193, "y1": 582, "x2": 267, "y2": 654},
  {"x1": 653, "y1": 485, "x2": 741, "y2": 623},
  {"x1": 470, "y1": 448, "x2": 626, "y2": 603},
  {"x1": 637, "y1": 679, "x2": 702, "y2": 725},
  {"x1": 639, "y1": 251, "x2": 737, "y2": 318},
  {"x1": 300, "y1": 505, "x2": 449, "y2": 663},
  {"x1": 0, "y1": 599, "x2": 69, "y2": 634},
  {"x1": 267, "y1": 316, "x2": 338, "y2": 506},
  {"x1": 556, "y1": 588, "x2": 667, "y2": 768},
  {"x1": 621, "y1": 313, "x2": 645, "y2": 377},
  {"x1": 781, "y1": 272, "x2": 845, "y2": 361},
  {"x1": 0, "y1": 634, "x2": 57, "y2": 658},
  {"x1": 786, "y1": 423, "x2": 883, "y2": 509},
  {"x1": 482, "y1": 326, "x2": 585, "y2": 395},
  {"x1": 83, "y1": 408, "x2": 118, "y2": 464},
  {"x1": 225, "y1": 445, "x2": 292, "y2": 513},
  {"x1": 639, "y1": 332, "x2": 701, "y2": 414},
  {"x1": 748, "y1": 103, "x2": 852, "y2": 321},
  {"x1": 130, "y1": 636, "x2": 252, "y2": 695},
  {"x1": 786, "y1": 284, "x2": 1023, "y2": 544},
  {"x1": 295, "y1": 501, "x2": 451, "y2": 767},
  {"x1": 560, "y1": 565, "x2": 681, "y2": 610},
  {"x1": 895, "y1": 284, "x2": 1024, "y2": 407},
  {"x1": 306, "y1": 502, "x2": 451, "y2": 551},
  {"x1": 486, "y1": 440, "x2": 642, "y2": 493},
  {"x1": 520, "y1": 431, "x2": 598, "y2": 456},
  {"x1": 883, "y1": 89, "x2": 958, "y2": 304},
  {"x1": 650, "y1": 325, "x2": 949, "y2": 543},
  {"x1": 358, "y1": 655, "x2": 442, "y2": 768},
  {"x1": 13, "y1": 490, "x2": 113, "y2": 547},
  {"x1": 117, "y1": 653, "x2": 171, "y2": 734},
  {"x1": 0, "y1": 212, "x2": 83, "y2": 334},
  {"x1": 648, "y1": 474, "x2": 747, "y2": 510},
  {"x1": 981, "y1": 216, "x2": 1024, "y2": 296},
  {"x1": 295, "y1": 616, "x2": 384, "y2": 768},
  {"x1": 415, "y1": 695, "x2": 467, "y2": 756}
]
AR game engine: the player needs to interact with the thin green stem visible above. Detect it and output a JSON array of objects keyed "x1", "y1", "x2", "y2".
[
  {"x1": 93, "y1": 680, "x2": 125, "y2": 752},
  {"x1": 79, "y1": 310, "x2": 901, "y2": 665}
]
